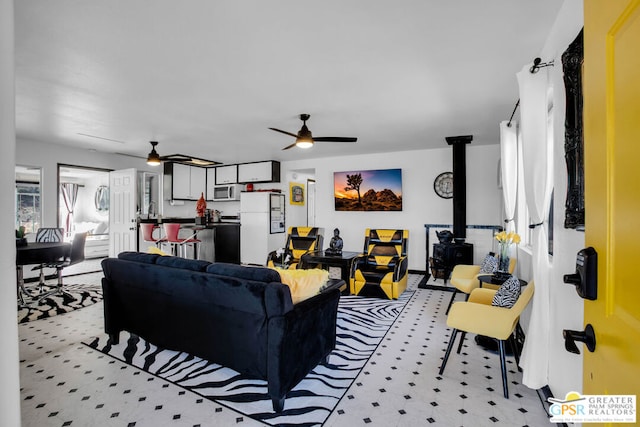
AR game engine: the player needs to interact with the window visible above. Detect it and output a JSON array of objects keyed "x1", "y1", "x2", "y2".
[{"x1": 15, "y1": 166, "x2": 42, "y2": 234}]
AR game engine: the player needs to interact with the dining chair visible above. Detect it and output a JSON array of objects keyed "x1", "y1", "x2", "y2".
[
  {"x1": 31, "y1": 227, "x2": 65, "y2": 290},
  {"x1": 35, "y1": 227, "x2": 64, "y2": 243},
  {"x1": 43, "y1": 232, "x2": 87, "y2": 296}
]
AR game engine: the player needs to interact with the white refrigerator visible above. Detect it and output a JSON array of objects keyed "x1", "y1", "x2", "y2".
[{"x1": 240, "y1": 192, "x2": 286, "y2": 265}]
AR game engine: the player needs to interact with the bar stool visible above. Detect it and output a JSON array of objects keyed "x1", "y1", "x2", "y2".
[
  {"x1": 163, "y1": 223, "x2": 201, "y2": 259},
  {"x1": 140, "y1": 223, "x2": 164, "y2": 249}
]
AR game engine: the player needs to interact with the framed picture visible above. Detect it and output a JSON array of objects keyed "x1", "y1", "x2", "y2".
[
  {"x1": 334, "y1": 168, "x2": 402, "y2": 211},
  {"x1": 289, "y1": 182, "x2": 305, "y2": 205}
]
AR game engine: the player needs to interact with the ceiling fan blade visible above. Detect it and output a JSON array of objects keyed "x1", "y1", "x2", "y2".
[
  {"x1": 281, "y1": 142, "x2": 299, "y2": 150},
  {"x1": 269, "y1": 127, "x2": 298, "y2": 138},
  {"x1": 313, "y1": 137, "x2": 358, "y2": 143}
]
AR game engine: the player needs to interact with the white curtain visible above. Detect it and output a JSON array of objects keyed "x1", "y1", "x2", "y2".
[
  {"x1": 517, "y1": 63, "x2": 553, "y2": 389},
  {"x1": 60, "y1": 183, "x2": 79, "y2": 236},
  {"x1": 500, "y1": 120, "x2": 518, "y2": 233}
]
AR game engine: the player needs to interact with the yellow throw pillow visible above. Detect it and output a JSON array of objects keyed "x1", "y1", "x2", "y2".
[
  {"x1": 147, "y1": 246, "x2": 170, "y2": 256},
  {"x1": 273, "y1": 268, "x2": 329, "y2": 304}
]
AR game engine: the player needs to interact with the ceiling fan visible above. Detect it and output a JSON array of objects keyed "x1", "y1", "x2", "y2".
[{"x1": 269, "y1": 114, "x2": 357, "y2": 150}]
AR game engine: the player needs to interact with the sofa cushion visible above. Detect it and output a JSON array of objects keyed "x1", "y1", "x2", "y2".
[
  {"x1": 155, "y1": 255, "x2": 211, "y2": 271},
  {"x1": 206, "y1": 262, "x2": 281, "y2": 283},
  {"x1": 117, "y1": 251, "x2": 159, "y2": 264},
  {"x1": 274, "y1": 267, "x2": 329, "y2": 304}
]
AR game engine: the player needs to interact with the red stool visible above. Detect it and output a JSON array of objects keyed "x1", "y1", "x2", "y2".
[
  {"x1": 163, "y1": 223, "x2": 201, "y2": 259},
  {"x1": 140, "y1": 223, "x2": 164, "y2": 248}
]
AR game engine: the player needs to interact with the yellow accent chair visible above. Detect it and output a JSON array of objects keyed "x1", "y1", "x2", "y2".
[
  {"x1": 350, "y1": 228, "x2": 409, "y2": 299},
  {"x1": 445, "y1": 257, "x2": 516, "y2": 315},
  {"x1": 267, "y1": 227, "x2": 323, "y2": 269},
  {"x1": 439, "y1": 281, "x2": 535, "y2": 398}
]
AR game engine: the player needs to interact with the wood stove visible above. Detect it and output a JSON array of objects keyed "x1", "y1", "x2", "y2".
[{"x1": 430, "y1": 241, "x2": 474, "y2": 282}]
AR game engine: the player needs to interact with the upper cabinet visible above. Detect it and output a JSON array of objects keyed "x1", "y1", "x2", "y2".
[
  {"x1": 190, "y1": 166, "x2": 206, "y2": 199},
  {"x1": 215, "y1": 165, "x2": 238, "y2": 184},
  {"x1": 206, "y1": 168, "x2": 216, "y2": 200},
  {"x1": 165, "y1": 161, "x2": 280, "y2": 200},
  {"x1": 237, "y1": 161, "x2": 280, "y2": 183},
  {"x1": 164, "y1": 163, "x2": 207, "y2": 201}
]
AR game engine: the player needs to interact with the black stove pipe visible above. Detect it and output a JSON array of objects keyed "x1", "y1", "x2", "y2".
[{"x1": 445, "y1": 135, "x2": 473, "y2": 241}]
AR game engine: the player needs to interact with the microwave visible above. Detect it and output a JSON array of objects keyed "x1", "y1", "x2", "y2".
[{"x1": 212, "y1": 184, "x2": 243, "y2": 201}]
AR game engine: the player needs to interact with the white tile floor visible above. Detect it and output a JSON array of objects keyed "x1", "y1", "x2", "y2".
[{"x1": 19, "y1": 272, "x2": 552, "y2": 426}]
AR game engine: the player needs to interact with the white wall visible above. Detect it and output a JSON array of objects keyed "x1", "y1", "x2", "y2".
[
  {"x1": 281, "y1": 144, "x2": 503, "y2": 271},
  {"x1": 1, "y1": 0, "x2": 21, "y2": 424}
]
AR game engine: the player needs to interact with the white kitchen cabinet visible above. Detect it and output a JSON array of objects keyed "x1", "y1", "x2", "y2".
[
  {"x1": 171, "y1": 163, "x2": 192, "y2": 199},
  {"x1": 190, "y1": 165, "x2": 206, "y2": 199},
  {"x1": 237, "y1": 161, "x2": 280, "y2": 183},
  {"x1": 164, "y1": 163, "x2": 207, "y2": 200},
  {"x1": 206, "y1": 168, "x2": 216, "y2": 200},
  {"x1": 215, "y1": 165, "x2": 238, "y2": 184}
]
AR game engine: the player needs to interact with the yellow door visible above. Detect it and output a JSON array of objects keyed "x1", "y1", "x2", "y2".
[{"x1": 583, "y1": 0, "x2": 640, "y2": 416}]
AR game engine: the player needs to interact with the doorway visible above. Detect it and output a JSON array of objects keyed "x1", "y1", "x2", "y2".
[
  {"x1": 57, "y1": 164, "x2": 111, "y2": 258},
  {"x1": 307, "y1": 179, "x2": 316, "y2": 227}
]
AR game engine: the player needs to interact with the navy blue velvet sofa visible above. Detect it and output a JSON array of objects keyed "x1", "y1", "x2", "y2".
[{"x1": 101, "y1": 252, "x2": 341, "y2": 412}]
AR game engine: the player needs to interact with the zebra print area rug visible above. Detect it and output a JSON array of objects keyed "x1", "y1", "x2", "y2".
[
  {"x1": 18, "y1": 283, "x2": 103, "y2": 324},
  {"x1": 85, "y1": 290, "x2": 415, "y2": 426}
]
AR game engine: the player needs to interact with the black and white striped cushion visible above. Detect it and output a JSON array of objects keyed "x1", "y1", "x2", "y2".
[
  {"x1": 492, "y1": 275, "x2": 521, "y2": 308},
  {"x1": 479, "y1": 253, "x2": 498, "y2": 274}
]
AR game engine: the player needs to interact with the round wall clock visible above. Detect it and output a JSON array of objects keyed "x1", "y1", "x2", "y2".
[{"x1": 433, "y1": 172, "x2": 454, "y2": 199}]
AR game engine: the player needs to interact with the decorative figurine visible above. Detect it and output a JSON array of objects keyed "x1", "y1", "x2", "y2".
[
  {"x1": 196, "y1": 192, "x2": 207, "y2": 217},
  {"x1": 326, "y1": 228, "x2": 343, "y2": 255},
  {"x1": 196, "y1": 192, "x2": 207, "y2": 224}
]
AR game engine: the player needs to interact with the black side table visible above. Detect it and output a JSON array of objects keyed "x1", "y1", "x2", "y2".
[
  {"x1": 477, "y1": 274, "x2": 528, "y2": 289},
  {"x1": 300, "y1": 250, "x2": 361, "y2": 293}
]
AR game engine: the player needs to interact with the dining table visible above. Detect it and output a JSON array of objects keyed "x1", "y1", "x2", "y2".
[{"x1": 16, "y1": 241, "x2": 72, "y2": 307}]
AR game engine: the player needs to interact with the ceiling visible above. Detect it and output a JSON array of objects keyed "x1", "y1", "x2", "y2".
[{"x1": 15, "y1": 1, "x2": 563, "y2": 165}]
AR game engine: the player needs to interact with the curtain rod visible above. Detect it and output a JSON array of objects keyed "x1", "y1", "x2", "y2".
[
  {"x1": 529, "y1": 57, "x2": 555, "y2": 74},
  {"x1": 507, "y1": 100, "x2": 519, "y2": 128},
  {"x1": 506, "y1": 57, "x2": 555, "y2": 128}
]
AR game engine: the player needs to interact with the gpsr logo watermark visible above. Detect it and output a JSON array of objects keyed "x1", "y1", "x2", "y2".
[{"x1": 548, "y1": 392, "x2": 636, "y2": 423}]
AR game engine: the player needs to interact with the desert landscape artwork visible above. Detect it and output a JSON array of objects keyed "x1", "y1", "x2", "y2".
[{"x1": 334, "y1": 168, "x2": 402, "y2": 211}]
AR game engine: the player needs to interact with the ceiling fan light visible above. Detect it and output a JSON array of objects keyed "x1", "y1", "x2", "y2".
[
  {"x1": 147, "y1": 141, "x2": 161, "y2": 166},
  {"x1": 295, "y1": 138, "x2": 313, "y2": 149}
]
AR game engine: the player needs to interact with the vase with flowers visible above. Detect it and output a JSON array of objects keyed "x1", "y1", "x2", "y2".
[{"x1": 495, "y1": 231, "x2": 520, "y2": 274}]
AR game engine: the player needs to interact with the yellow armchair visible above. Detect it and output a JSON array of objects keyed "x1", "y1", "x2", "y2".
[
  {"x1": 350, "y1": 228, "x2": 408, "y2": 299},
  {"x1": 267, "y1": 227, "x2": 323, "y2": 269},
  {"x1": 445, "y1": 257, "x2": 516, "y2": 314},
  {"x1": 439, "y1": 281, "x2": 534, "y2": 399}
]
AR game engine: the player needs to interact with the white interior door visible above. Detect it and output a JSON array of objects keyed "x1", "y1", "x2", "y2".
[{"x1": 109, "y1": 168, "x2": 137, "y2": 257}]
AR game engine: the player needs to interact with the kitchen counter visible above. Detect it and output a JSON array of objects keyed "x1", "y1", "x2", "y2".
[
  {"x1": 137, "y1": 218, "x2": 241, "y2": 264},
  {"x1": 139, "y1": 217, "x2": 240, "y2": 226}
]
